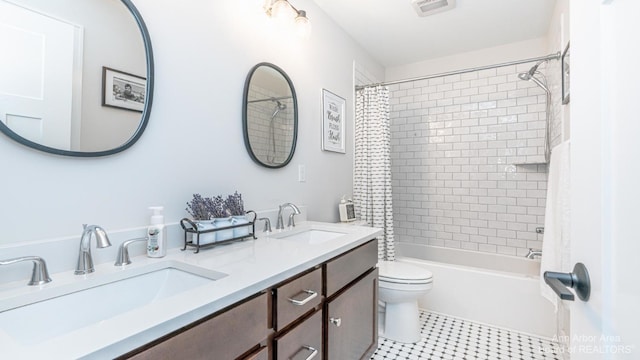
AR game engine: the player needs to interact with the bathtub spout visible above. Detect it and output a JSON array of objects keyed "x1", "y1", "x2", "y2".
[{"x1": 525, "y1": 248, "x2": 542, "y2": 259}]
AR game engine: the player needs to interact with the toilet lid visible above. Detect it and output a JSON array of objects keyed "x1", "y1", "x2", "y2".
[{"x1": 378, "y1": 261, "x2": 433, "y2": 284}]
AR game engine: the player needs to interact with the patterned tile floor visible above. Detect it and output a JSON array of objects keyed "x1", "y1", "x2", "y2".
[{"x1": 371, "y1": 311, "x2": 562, "y2": 360}]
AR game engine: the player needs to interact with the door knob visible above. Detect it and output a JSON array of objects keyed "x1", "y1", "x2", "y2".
[
  {"x1": 544, "y1": 262, "x2": 590, "y2": 301},
  {"x1": 329, "y1": 317, "x2": 342, "y2": 327}
]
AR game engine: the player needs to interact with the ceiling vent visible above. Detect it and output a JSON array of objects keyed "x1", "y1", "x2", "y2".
[{"x1": 411, "y1": 0, "x2": 456, "y2": 17}]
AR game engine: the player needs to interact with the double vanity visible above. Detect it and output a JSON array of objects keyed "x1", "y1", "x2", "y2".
[{"x1": 0, "y1": 222, "x2": 381, "y2": 359}]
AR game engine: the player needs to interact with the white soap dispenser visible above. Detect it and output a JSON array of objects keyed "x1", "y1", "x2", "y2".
[{"x1": 147, "y1": 206, "x2": 166, "y2": 258}]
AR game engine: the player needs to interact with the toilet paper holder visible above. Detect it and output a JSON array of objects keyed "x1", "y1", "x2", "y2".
[{"x1": 543, "y1": 262, "x2": 590, "y2": 302}]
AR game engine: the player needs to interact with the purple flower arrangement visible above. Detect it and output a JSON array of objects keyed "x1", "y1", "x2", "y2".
[
  {"x1": 225, "y1": 191, "x2": 245, "y2": 216},
  {"x1": 186, "y1": 192, "x2": 245, "y2": 220}
]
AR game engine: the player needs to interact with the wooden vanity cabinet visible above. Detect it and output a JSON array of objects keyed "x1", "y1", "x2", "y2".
[
  {"x1": 118, "y1": 238, "x2": 378, "y2": 360},
  {"x1": 119, "y1": 292, "x2": 270, "y2": 360}
]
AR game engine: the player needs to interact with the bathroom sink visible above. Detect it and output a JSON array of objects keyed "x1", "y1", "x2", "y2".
[
  {"x1": 0, "y1": 262, "x2": 226, "y2": 345},
  {"x1": 278, "y1": 229, "x2": 346, "y2": 245}
]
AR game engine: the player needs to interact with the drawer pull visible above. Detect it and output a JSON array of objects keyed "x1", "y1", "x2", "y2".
[
  {"x1": 290, "y1": 345, "x2": 318, "y2": 360},
  {"x1": 288, "y1": 289, "x2": 318, "y2": 306},
  {"x1": 329, "y1": 317, "x2": 342, "y2": 327}
]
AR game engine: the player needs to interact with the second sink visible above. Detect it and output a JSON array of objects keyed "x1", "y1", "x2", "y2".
[{"x1": 278, "y1": 229, "x2": 346, "y2": 245}]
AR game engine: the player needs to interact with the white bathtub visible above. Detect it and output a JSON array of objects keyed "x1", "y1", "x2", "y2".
[{"x1": 396, "y1": 243, "x2": 556, "y2": 338}]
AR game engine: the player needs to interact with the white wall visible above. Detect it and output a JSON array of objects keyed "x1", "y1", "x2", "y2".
[
  {"x1": 0, "y1": 0, "x2": 384, "y2": 245},
  {"x1": 385, "y1": 37, "x2": 549, "y2": 82}
]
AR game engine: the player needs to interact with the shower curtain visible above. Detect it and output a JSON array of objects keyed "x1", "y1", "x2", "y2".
[{"x1": 354, "y1": 86, "x2": 395, "y2": 261}]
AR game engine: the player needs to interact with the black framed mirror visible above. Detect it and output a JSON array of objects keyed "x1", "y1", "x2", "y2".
[
  {"x1": 0, "y1": 0, "x2": 154, "y2": 157},
  {"x1": 242, "y1": 63, "x2": 298, "y2": 168}
]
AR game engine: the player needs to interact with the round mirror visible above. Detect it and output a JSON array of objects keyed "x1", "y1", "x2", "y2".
[
  {"x1": 242, "y1": 63, "x2": 297, "y2": 168},
  {"x1": 0, "y1": 0, "x2": 153, "y2": 157}
]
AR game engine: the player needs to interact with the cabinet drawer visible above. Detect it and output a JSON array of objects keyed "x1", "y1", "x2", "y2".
[
  {"x1": 242, "y1": 346, "x2": 268, "y2": 360},
  {"x1": 275, "y1": 267, "x2": 322, "y2": 331},
  {"x1": 325, "y1": 239, "x2": 377, "y2": 297},
  {"x1": 124, "y1": 292, "x2": 269, "y2": 360},
  {"x1": 275, "y1": 310, "x2": 323, "y2": 360}
]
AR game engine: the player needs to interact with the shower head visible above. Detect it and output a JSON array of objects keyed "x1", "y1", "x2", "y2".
[
  {"x1": 271, "y1": 100, "x2": 287, "y2": 118},
  {"x1": 517, "y1": 60, "x2": 549, "y2": 93},
  {"x1": 518, "y1": 72, "x2": 532, "y2": 81},
  {"x1": 518, "y1": 60, "x2": 544, "y2": 81}
]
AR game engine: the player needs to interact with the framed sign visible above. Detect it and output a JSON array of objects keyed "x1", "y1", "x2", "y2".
[
  {"x1": 102, "y1": 67, "x2": 146, "y2": 112},
  {"x1": 321, "y1": 89, "x2": 346, "y2": 153}
]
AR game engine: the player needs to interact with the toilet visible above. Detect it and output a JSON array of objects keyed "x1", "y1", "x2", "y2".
[{"x1": 378, "y1": 260, "x2": 433, "y2": 343}]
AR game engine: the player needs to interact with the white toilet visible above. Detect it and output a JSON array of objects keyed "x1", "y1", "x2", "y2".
[{"x1": 378, "y1": 260, "x2": 433, "y2": 343}]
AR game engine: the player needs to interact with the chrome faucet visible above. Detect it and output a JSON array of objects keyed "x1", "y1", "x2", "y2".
[
  {"x1": 258, "y1": 217, "x2": 272, "y2": 233},
  {"x1": 114, "y1": 237, "x2": 147, "y2": 266},
  {"x1": 525, "y1": 248, "x2": 543, "y2": 259},
  {"x1": 0, "y1": 256, "x2": 52, "y2": 285},
  {"x1": 75, "y1": 224, "x2": 111, "y2": 275},
  {"x1": 276, "y1": 203, "x2": 301, "y2": 230}
]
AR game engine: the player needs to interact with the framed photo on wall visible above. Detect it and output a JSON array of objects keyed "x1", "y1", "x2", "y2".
[
  {"x1": 561, "y1": 42, "x2": 570, "y2": 105},
  {"x1": 321, "y1": 89, "x2": 346, "y2": 153},
  {"x1": 102, "y1": 67, "x2": 146, "y2": 112}
]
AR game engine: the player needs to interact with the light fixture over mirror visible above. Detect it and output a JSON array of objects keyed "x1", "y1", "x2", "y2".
[
  {"x1": 0, "y1": 0, "x2": 153, "y2": 157},
  {"x1": 264, "y1": 0, "x2": 311, "y2": 39}
]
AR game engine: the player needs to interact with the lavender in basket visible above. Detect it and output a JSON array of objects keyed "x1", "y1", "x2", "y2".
[
  {"x1": 224, "y1": 191, "x2": 245, "y2": 216},
  {"x1": 205, "y1": 195, "x2": 228, "y2": 219},
  {"x1": 186, "y1": 194, "x2": 210, "y2": 220}
]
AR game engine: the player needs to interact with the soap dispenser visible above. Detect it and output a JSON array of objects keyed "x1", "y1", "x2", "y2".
[{"x1": 147, "y1": 206, "x2": 166, "y2": 258}]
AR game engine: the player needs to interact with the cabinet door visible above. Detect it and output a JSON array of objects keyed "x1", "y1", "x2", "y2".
[
  {"x1": 123, "y1": 292, "x2": 269, "y2": 360},
  {"x1": 326, "y1": 268, "x2": 378, "y2": 360}
]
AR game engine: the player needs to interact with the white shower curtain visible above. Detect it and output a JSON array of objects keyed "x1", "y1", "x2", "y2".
[{"x1": 354, "y1": 86, "x2": 395, "y2": 261}]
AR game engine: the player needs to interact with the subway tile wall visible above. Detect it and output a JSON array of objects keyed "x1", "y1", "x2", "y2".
[
  {"x1": 389, "y1": 64, "x2": 551, "y2": 256},
  {"x1": 247, "y1": 85, "x2": 295, "y2": 165}
]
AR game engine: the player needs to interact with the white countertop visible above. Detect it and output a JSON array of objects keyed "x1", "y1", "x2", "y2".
[{"x1": 0, "y1": 221, "x2": 381, "y2": 359}]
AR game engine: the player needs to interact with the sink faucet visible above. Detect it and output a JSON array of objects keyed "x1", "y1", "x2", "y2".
[
  {"x1": 276, "y1": 203, "x2": 301, "y2": 230},
  {"x1": 0, "y1": 256, "x2": 52, "y2": 285},
  {"x1": 258, "y1": 217, "x2": 272, "y2": 233},
  {"x1": 75, "y1": 224, "x2": 112, "y2": 275},
  {"x1": 525, "y1": 248, "x2": 542, "y2": 259},
  {"x1": 114, "y1": 237, "x2": 147, "y2": 266}
]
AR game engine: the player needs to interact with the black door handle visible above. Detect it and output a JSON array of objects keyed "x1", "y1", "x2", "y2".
[{"x1": 543, "y1": 262, "x2": 590, "y2": 301}]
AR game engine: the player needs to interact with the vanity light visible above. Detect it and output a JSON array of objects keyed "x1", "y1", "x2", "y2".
[
  {"x1": 294, "y1": 10, "x2": 311, "y2": 39},
  {"x1": 265, "y1": 0, "x2": 311, "y2": 39}
]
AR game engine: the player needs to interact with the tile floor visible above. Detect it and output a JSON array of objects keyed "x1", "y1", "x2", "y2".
[{"x1": 371, "y1": 310, "x2": 562, "y2": 360}]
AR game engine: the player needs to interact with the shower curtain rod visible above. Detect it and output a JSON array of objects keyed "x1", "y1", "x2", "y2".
[
  {"x1": 247, "y1": 96, "x2": 292, "y2": 103},
  {"x1": 355, "y1": 52, "x2": 561, "y2": 90}
]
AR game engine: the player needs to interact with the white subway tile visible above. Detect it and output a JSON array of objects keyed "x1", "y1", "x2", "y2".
[{"x1": 391, "y1": 69, "x2": 549, "y2": 256}]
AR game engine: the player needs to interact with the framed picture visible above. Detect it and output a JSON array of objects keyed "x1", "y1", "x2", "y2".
[
  {"x1": 102, "y1": 67, "x2": 146, "y2": 112},
  {"x1": 561, "y1": 42, "x2": 570, "y2": 105},
  {"x1": 321, "y1": 89, "x2": 346, "y2": 153}
]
